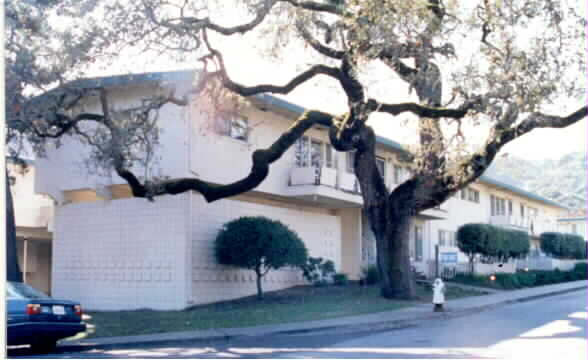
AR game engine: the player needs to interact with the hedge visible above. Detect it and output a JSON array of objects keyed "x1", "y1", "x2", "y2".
[
  {"x1": 457, "y1": 223, "x2": 530, "y2": 262},
  {"x1": 453, "y1": 263, "x2": 587, "y2": 290},
  {"x1": 540, "y1": 232, "x2": 587, "y2": 259}
]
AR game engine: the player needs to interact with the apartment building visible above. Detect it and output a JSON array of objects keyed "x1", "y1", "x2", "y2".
[{"x1": 34, "y1": 70, "x2": 567, "y2": 310}]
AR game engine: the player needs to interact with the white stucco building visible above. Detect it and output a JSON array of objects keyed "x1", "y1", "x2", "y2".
[{"x1": 34, "y1": 70, "x2": 568, "y2": 310}]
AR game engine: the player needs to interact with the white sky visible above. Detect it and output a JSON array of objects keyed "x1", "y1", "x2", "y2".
[{"x1": 84, "y1": 1, "x2": 587, "y2": 161}]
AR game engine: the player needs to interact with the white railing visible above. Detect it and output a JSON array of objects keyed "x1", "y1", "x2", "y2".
[
  {"x1": 290, "y1": 167, "x2": 361, "y2": 194},
  {"x1": 290, "y1": 166, "x2": 337, "y2": 187}
]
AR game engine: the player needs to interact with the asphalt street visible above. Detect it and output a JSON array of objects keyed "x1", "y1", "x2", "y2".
[{"x1": 9, "y1": 289, "x2": 587, "y2": 359}]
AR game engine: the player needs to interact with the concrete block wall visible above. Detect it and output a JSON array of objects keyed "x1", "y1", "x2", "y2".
[
  {"x1": 188, "y1": 193, "x2": 342, "y2": 306},
  {"x1": 52, "y1": 195, "x2": 189, "y2": 310}
]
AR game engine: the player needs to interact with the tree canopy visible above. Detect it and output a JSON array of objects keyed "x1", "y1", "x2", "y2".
[{"x1": 9, "y1": 0, "x2": 587, "y2": 298}]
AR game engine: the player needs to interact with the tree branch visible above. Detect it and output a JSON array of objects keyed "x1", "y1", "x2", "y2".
[
  {"x1": 116, "y1": 110, "x2": 335, "y2": 202},
  {"x1": 296, "y1": 19, "x2": 344, "y2": 59},
  {"x1": 365, "y1": 97, "x2": 481, "y2": 119},
  {"x1": 280, "y1": 0, "x2": 344, "y2": 15},
  {"x1": 456, "y1": 105, "x2": 588, "y2": 191},
  {"x1": 201, "y1": 29, "x2": 342, "y2": 97}
]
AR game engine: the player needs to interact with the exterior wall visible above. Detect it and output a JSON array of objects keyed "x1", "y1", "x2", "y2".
[
  {"x1": 35, "y1": 84, "x2": 192, "y2": 202},
  {"x1": 340, "y1": 208, "x2": 362, "y2": 280},
  {"x1": 10, "y1": 163, "x2": 54, "y2": 229},
  {"x1": 428, "y1": 181, "x2": 564, "y2": 277},
  {"x1": 52, "y1": 195, "x2": 190, "y2": 310},
  {"x1": 188, "y1": 192, "x2": 342, "y2": 306},
  {"x1": 558, "y1": 218, "x2": 587, "y2": 240}
]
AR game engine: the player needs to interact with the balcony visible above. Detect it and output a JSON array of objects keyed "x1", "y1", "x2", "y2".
[
  {"x1": 284, "y1": 167, "x2": 363, "y2": 207},
  {"x1": 284, "y1": 167, "x2": 447, "y2": 220}
]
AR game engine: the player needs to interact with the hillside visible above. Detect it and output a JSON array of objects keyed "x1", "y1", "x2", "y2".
[{"x1": 487, "y1": 152, "x2": 586, "y2": 211}]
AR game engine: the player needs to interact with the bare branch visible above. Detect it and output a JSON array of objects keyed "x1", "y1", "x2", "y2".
[
  {"x1": 365, "y1": 97, "x2": 482, "y2": 119},
  {"x1": 201, "y1": 29, "x2": 342, "y2": 96},
  {"x1": 116, "y1": 110, "x2": 335, "y2": 202},
  {"x1": 456, "y1": 105, "x2": 588, "y2": 190},
  {"x1": 280, "y1": 0, "x2": 343, "y2": 15},
  {"x1": 296, "y1": 19, "x2": 344, "y2": 59}
]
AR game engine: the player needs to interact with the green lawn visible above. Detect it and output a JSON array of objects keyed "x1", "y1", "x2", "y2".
[{"x1": 81, "y1": 284, "x2": 484, "y2": 339}]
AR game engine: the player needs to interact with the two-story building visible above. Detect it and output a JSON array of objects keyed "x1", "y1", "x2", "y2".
[{"x1": 34, "y1": 70, "x2": 567, "y2": 310}]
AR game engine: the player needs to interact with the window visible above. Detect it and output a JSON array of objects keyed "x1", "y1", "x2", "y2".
[
  {"x1": 508, "y1": 200, "x2": 513, "y2": 216},
  {"x1": 325, "y1": 144, "x2": 337, "y2": 169},
  {"x1": 520, "y1": 204, "x2": 525, "y2": 217},
  {"x1": 461, "y1": 189, "x2": 467, "y2": 200},
  {"x1": 376, "y1": 157, "x2": 386, "y2": 179},
  {"x1": 393, "y1": 165, "x2": 402, "y2": 184},
  {"x1": 468, "y1": 188, "x2": 480, "y2": 203},
  {"x1": 228, "y1": 115, "x2": 248, "y2": 141},
  {"x1": 439, "y1": 230, "x2": 447, "y2": 246},
  {"x1": 491, "y1": 195, "x2": 507, "y2": 216},
  {"x1": 415, "y1": 226, "x2": 423, "y2": 261},
  {"x1": 310, "y1": 139, "x2": 323, "y2": 168},
  {"x1": 295, "y1": 137, "x2": 337, "y2": 169},
  {"x1": 346, "y1": 151, "x2": 356, "y2": 173},
  {"x1": 295, "y1": 136, "x2": 310, "y2": 167},
  {"x1": 572, "y1": 224, "x2": 578, "y2": 234}
]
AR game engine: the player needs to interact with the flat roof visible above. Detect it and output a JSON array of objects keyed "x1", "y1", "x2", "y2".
[{"x1": 47, "y1": 70, "x2": 568, "y2": 209}]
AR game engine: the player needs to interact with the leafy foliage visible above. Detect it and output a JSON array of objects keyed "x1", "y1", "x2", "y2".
[
  {"x1": 300, "y1": 257, "x2": 336, "y2": 286},
  {"x1": 332, "y1": 273, "x2": 349, "y2": 286},
  {"x1": 215, "y1": 216, "x2": 308, "y2": 298},
  {"x1": 540, "y1": 232, "x2": 587, "y2": 260},
  {"x1": 457, "y1": 223, "x2": 530, "y2": 263},
  {"x1": 453, "y1": 265, "x2": 587, "y2": 290}
]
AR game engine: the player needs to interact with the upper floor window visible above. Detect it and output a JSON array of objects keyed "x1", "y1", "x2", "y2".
[
  {"x1": 462, "y1": 187, "x2": 479, "y2": 203},
  {"x1": 346, "y1": 151, "x2": 356, "y2": 173},
  {"x1": 376, "y1": 157, "x2": 386, "y2": 179},
  {"x1": 491, "y1": 195, "x2": 507, "y2": 216},
  {"x1": 468, "y1": 188, "x2": 480, "y2": 203},
  {"x1": 295, "y1": 136, "x2": 337, "y2": 169},
  {"x1": 393, "y1": 165, "x2": 402, "y2": 184},
  {"x1": 227, "y1": 115, "x2": 248, "y2": 141}
]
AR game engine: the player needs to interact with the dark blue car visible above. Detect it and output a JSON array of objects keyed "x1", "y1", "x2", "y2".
[{"x1": 7, "y1": 281, "x2": 86, "y2": 352}]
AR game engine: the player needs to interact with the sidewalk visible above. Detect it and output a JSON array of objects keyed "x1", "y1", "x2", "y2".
[{"x1": 63, "y1": 280, "x2": 586, "y2": 349}]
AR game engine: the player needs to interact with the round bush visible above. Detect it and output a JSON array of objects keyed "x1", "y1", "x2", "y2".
[{"x1": 215, "y1": 216, "x2": 308, "y2": 298}]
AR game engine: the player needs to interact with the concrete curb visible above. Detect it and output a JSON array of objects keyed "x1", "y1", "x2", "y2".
[{"x1": 60, "y1": 282, "x2": 587, "y2": 351}]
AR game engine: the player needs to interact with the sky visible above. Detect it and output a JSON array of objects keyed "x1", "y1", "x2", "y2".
[{"x1": 84, "y1": 1, "x2": 587, "y2": 161}]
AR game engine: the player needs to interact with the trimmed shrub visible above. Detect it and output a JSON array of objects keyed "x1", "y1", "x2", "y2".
[
  {"x1": 540, "y1": 232, "x2": 586, "y2": 259},
  {"x1": 333, "y1": 273, "x2": 349, "y2": 286},
  {"x1": 215, "y1": 216, "x2": 308, "y2": 299},
  {"x1": 573, "y1": 262, "x2": 588, "y2": 279},
  {"x1": 457, "y1": 223, "x2": 530, "y2": 264},
  {"x1": 301, "y1": 257, "x2": 336, "y2": 286},
  {"x1": 361, "y1": 264, "x2": 380, "y2": 285}
]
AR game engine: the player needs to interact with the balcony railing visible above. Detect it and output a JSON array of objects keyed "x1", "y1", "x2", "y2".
[{"x1": 289, "y1": 166, "x2": 361, "y2": 194}]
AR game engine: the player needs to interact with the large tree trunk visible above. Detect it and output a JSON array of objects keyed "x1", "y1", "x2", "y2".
[
  {"x1": 6, "y1": 169, "x2": 22, "y2": 282},
  {"x1": 373, "y1": 207, "x2": 416, "y2": 300}
]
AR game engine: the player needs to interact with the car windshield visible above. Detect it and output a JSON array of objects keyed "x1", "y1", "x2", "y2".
[{"x1": 7, "y1": 282, "x2": 50, "y2": 299}]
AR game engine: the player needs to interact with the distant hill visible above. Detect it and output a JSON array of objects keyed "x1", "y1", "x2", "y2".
[{"x1": 487, "y1": 152, "x2": 586, "y2": 211}]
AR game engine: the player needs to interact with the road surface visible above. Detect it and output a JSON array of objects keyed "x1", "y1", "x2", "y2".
[{"x1": 9, "y1": 289, "x2": 586, "y2": 359}]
